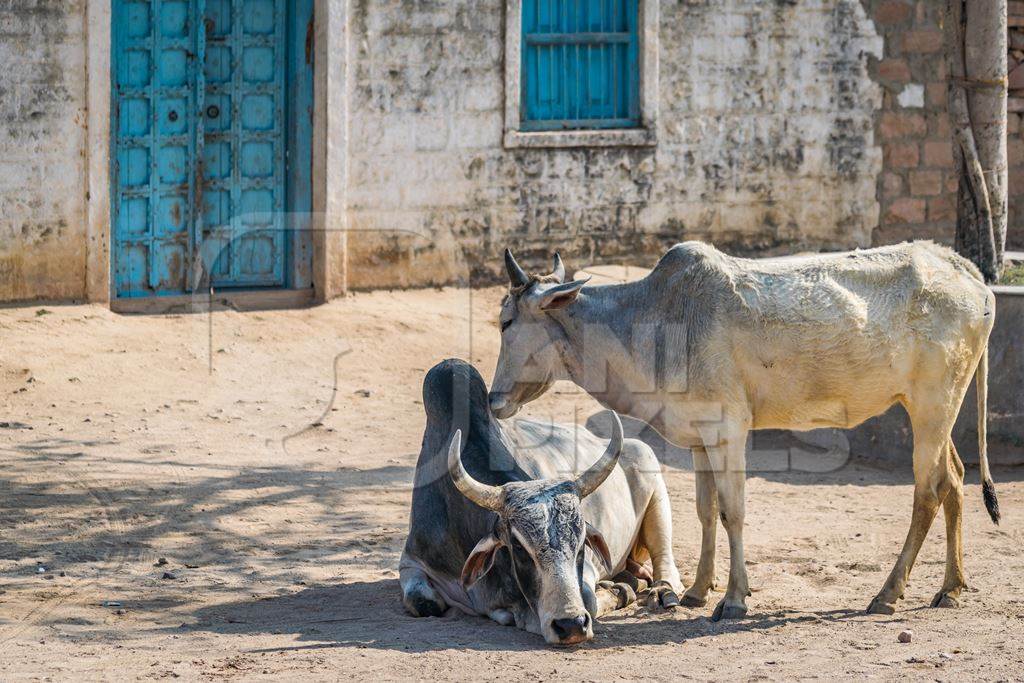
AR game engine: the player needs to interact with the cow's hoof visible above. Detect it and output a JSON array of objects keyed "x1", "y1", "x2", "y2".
[
  {"x1": 612, "y1": 570, "x2": 648, "y2": 594},
  {"x1": 680, "y1": 589, "x2": 708, "y2": 608},
  {"x1": 611, "y1": 582, "x2": 637, "y2": 609},
  {"x1": 866, "y1": 596, "x2": 896, "y2": 615},
  {"x1": 645, "y1": 581, "x2": 681, "y2": 610},
  {"x1": 404, "y1": 594, "x2": 447, "y2": 618},
  {"x1": 930, "y1": 591, "x2": 961, "y2": 609},
  {"x1": 710, "y1": 600, "x2": 747, "y2": 621},
  {"x1": 488, "y1": 608, "x2": 516, "y2": 626}
]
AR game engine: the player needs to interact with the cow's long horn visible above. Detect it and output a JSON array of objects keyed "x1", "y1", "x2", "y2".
[
  {"x1": 447, "y1": 429, "x2": 503, "y2": 511},
  {"x1": 504, "y1": 248, "x2": 530, "y2": 288},
  {"x1": 551, "y1": 253, "x2": 566, "y2": 283},
  {"x1": 575, "y1": 412, "x2": 624, "y2": 498}
]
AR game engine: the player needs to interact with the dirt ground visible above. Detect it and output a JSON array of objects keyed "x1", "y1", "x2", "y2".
[{"x1": 1, "y1": 285, "x2": 1023, "y2": 681}]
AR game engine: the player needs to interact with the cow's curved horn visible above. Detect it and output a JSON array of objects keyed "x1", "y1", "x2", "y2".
[
  {"x1": 504, "y1": 248, "x2": 530, "y2": 288},
  {"x1": 448, "y1": 429, "x2": 503, "y2": 511},
  {"x1": 575, "y1": 412, "x2": 624, "y2": 498},
  {"x1": 551, "y1": 253, "x2": 566, "y2": 283}
]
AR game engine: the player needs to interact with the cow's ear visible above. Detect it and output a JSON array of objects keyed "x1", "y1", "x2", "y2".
[
  {"x1": 536, "y1": 279, "x2": 588, "y2": 311},
  {"x1": 461, "y1": 534, "x2": 504, "y2": 588},
  {"x1": 584, "y1": 522, "x2": 613, "y2": 571}
]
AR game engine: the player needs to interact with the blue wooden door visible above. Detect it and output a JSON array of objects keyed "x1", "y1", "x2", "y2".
[
  {"x1": 111, "y1": 0, "x2": 306, "y2": 297},
  {"x1": 112, "y1": 0, "x2": 201, "y2": 296},
  {"x1": 200, "y1": 0, "x2": 286, "y2": 288}
]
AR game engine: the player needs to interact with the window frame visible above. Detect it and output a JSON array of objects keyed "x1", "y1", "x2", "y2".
[{"x1": 504, "y1": 0, "x2": 658, "y2": 149}]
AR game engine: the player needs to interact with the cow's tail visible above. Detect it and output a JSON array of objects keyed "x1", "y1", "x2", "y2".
[{"x1": 976, "y1": 345, "x2": 1000, "y2": 525}]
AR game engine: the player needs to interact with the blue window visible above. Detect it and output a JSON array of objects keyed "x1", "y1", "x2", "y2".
[{"x1": 521, "y1": 0, "x2": 640, "y2": 131}]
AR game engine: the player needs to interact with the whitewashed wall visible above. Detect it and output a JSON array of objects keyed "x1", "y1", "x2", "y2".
[
  {"x1": 344, "y1": 0, "x2": 884, "y2": 288},
  {"x1": 0, "y1": 1, "x2": 89, "y2": 301}
]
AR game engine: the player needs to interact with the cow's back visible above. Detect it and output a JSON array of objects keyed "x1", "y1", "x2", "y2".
[{"x1": 650, "y1": 242, "x2": 993, "y2": 430}]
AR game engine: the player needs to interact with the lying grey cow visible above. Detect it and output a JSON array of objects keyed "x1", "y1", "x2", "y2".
[
  {"x1": 399, "y1": 359, "x2": 682, "y2": 645},
  {"x1": 489, "y1": 243, "x2": 997, "y2": 621}
]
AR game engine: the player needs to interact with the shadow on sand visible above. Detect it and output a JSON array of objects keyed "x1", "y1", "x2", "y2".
[{"x1": 184, "y1": 579, "x2": 876, "y2": 653}]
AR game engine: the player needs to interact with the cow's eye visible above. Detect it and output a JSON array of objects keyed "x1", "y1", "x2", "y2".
[{"x1": 510, "y1": 536, "x2": 533, "y2": 567}]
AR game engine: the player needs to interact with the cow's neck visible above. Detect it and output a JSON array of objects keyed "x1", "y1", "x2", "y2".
[{"x1": 550, "y1": 282, "x2": 660, "y2": 425}]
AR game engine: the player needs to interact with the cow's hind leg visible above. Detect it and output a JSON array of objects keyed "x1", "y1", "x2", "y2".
[
  {"x1": 867, "y1": 406, "x2": 955, "y2": 615},
  {"x1": 682, "y1": 447, "x2": 718, "y2": 607},
  {"x1": 400, "y1": 563, "x2": 448, "y2": 617},
  {"x1": 932, "y1": 439, "x2": 967, "y2": 608}
]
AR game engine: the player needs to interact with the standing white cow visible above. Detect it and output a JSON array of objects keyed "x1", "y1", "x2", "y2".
[{"x1": 489, "y1": 241, "x2": 998, "y2": 620}]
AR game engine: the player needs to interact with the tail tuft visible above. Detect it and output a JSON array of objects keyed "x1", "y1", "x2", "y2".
[{"x1": 983, "y1": 479, "x2": 1001, "y2": 525}]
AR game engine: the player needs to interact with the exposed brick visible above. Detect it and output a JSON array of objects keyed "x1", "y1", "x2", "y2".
[
  {"x1": 926, "y1": 82, "x2": 946, "y2": 107},
  {"x1": 885, "y1": 142, "x2": 920, "y2": 169},
  {"x1": 1009, "y1": 112, "x2": 1022, "y2": 135},
  {"x1": 885, "y1": 197, "x2": 927, "y2": 224},
  {"x1": 902, "y1": 31, "x2": 944, "y2": 54},
  {"x1": 929, "y1": 112, "x2": 951, "y2": 138},
  {"x1": 874, "y1": 0, "x2": 913, "y2": 25},
  {"x1": 909, "y1": 170, "x2": 942, "y2": 196},
  {"x1": 923, "y1": 140, "x2": 954, "y2": 167},
  {"x1": 928, "y1": 195, "x2": 956, "y2": 222},
  {"x1": 881, "y1": 171, "x2": 904, "y2": 198},
  {"x1": 880, "y1": 112, "x2": 926, "y2": 139},
  {"x1": 1010, "y1": 137, "x2": 1024, "y2": 166},
  {"x1": 877, "y1": 58, "x2": 911, "y2": 83}
]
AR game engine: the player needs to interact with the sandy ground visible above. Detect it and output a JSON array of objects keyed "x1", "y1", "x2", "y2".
[{"x1": 1, "y1": 285, "x2": 1023, "y2": 681}]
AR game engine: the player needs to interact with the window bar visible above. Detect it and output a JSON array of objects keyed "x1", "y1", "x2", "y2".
[
  {"x1": 550, "y1": 0, "x2": 556, "y2": 121},
  {"x1": 602, "y1": 0, "x2": 608, "y2": 115},
  {"x1": 563, "y1": 0, "x2": 569, "y2": 124},
  {"x1": 573, "y1": 0, "x2": 581, "y2": 123},
  {"x1": 612, "y1": 0, "x2": 618, "y2": 120}
]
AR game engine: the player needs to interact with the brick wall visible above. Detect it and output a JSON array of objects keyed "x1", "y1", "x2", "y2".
[
  {"x1": 0, "y1": 1, "x2": 89, "y2": 302},
  {"x1": 866, "y1": 0, "x2": 1024, "y2": 250},
  {"x1": 864, "y1": 0, "x2": 957, "y2": 246},
  {"x1": 345, "y1": 0, "x2": 885, "y2": 288},
  {"x1": 1008, "y1": 1, "x2": 1024, "y2": 250}
]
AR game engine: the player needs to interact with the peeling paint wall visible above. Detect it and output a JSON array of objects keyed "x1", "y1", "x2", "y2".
[
  {"x1": 6, "y1": 1, "x2": 1006, "y2": 303},
  {"x1": 0, "y1": 1, "x2": 89, "y2": 302},
  {"x1": 345, "y1": 0, "x2": 885, "y2": 287}
]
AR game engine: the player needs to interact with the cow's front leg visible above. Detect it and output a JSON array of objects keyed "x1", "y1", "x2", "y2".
[
  {"x1": 585, "y1": 561, "x2": 636, "y2": 616},
  {"x1": 682, "y1": 446, "x2": 718, "y2": 607},
  {"x1": 703, "y1": 422, "x2": 751, "y2": 621},
  {"x1": 487, "y1": 608, "x2": 516, "y2": 626},
  {"x1": 637, "y1": 477, "x2": 683, "y2": 609},
  {"x1": 399, "y1": 561, "x2": 448, "y2": 617}
]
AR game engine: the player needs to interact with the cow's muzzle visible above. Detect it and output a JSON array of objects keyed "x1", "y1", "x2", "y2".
[
  {"x1": 549, "y1": 613, "x2": 592, "y2": 646},
  {"x1": 488, "y1": 392, "x2": 519, "y2": 419}
]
